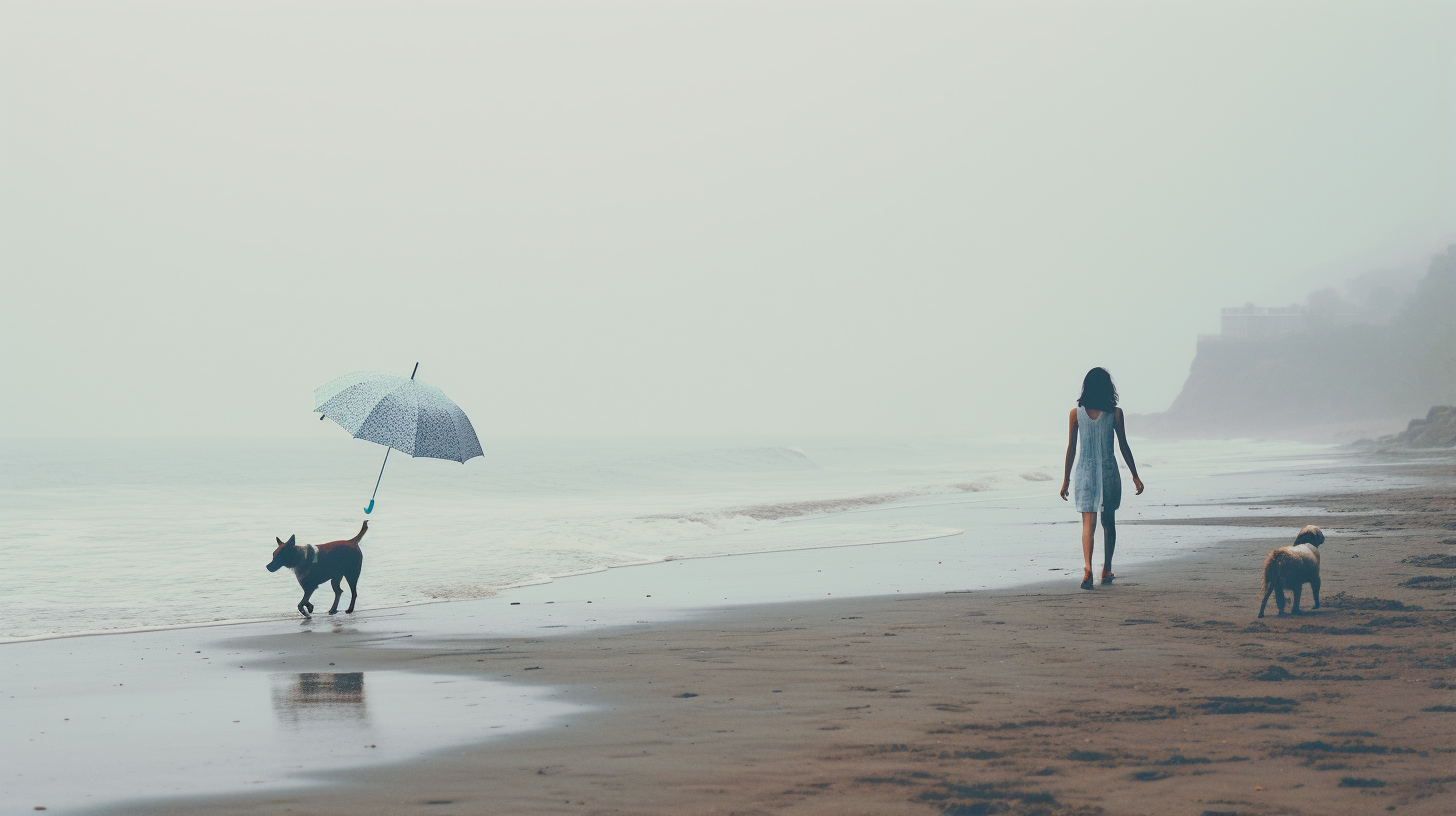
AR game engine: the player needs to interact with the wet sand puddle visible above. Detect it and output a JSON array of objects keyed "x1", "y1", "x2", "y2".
[{"x1": 0, "y1": 628, "x2": 581, "y2": 814}]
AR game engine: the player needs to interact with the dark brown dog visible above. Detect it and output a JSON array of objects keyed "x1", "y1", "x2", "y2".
[
  {"x1": 1258, "y1": 525, "x2": 1324, "y2": 618},
  {"x1": 267, "y1": 521, "x2": 366, "y2": 617}
]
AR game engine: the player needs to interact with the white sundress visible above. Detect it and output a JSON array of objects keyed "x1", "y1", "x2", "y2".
[{"x1": 1073, "y1": 405, "x2": 1122, "y2": 514}]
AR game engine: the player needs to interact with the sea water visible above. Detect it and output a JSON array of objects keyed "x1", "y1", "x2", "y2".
[{"x1": 0, "y1": 434, "x2": 1359, "y2": 641}]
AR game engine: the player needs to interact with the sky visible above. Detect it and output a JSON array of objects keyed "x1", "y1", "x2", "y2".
[{"x1": 2, "y1": 0, "x2": 1453, "y2": 439}]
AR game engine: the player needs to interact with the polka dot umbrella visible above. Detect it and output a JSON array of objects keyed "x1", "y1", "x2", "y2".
[{"x1": 314, "y1": 363, "x2": 484, "y2": 514}]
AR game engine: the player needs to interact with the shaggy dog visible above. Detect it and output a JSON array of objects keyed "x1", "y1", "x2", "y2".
[
  {"x1": 267, "y1": 521, "x2": 366, "y2": 617},
  {"x1": 1258, "y1": 525, "x2": 1324, "y2": 618}
]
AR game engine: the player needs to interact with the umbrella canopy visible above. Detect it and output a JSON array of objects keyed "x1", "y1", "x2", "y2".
[{"x1": 315, "y1": 370, "x2": 484, "y2": 463}]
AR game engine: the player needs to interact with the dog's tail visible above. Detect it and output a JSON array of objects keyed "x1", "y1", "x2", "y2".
[
  {"x1": 351, "y1": 520, "x2": 369, "y2": 545},
  {"x1": 1258, "y1": 549, "x2": 1294, "y2": 618}
]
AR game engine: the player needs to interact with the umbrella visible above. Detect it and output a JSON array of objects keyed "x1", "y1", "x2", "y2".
[{"x1": 314, "y1": 363, "x2": 484, "y2": 514}]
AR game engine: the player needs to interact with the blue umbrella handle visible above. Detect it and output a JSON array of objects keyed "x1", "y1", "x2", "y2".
[{"x1": 365, "y1": 447, "x2": 392, "y2": 514}]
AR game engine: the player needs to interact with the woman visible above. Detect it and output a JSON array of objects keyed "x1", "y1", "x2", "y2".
[{"x1": 1060, "y1": 367, "x2": 1144, "y2": 589}]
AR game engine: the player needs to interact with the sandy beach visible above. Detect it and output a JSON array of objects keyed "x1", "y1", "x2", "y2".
[{"x1": 26, "y1": 453, "x2": 1438, "y2": 816}]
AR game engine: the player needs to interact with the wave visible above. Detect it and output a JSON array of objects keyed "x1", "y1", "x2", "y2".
[{"x1": 651, "y1": 482, "x2": 991, "y2": 524}]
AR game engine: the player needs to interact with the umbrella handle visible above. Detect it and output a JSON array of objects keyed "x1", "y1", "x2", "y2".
[{"x1": 365, "y1": 447, "x2": 392, "y2": 514}]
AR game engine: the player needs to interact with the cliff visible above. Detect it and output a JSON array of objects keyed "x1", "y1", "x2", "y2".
[
  {"x1": 1361, "y1": 405, "x2": 1456, "y2": 450},
  {"x1": 1136, "y1": 244, "x2": 1456, "y2": 442}
]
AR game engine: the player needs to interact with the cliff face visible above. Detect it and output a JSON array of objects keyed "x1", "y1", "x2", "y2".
[
  {"x1": 1364, "y1": 406, "x2": 1456, "y2": 450},
  {"x1": 1137, "y1": 245, "x2": 1456, "y2": 442}
]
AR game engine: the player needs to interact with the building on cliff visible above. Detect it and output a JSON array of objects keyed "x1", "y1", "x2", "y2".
[{"x1": 1213, "y1": 304, "x2": 1305, "y2": 342}]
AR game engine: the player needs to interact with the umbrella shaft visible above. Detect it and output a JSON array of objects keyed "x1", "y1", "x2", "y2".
[{"x1": 367, "y1": 447, "x2": 392, "y2": 513}]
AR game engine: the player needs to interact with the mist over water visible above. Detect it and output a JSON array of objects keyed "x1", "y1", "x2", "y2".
[{"x1": 2, "y1": 1, "x2": 1453, "y2": 442}]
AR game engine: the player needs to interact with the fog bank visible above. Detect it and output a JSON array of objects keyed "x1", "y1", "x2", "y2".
[{"x1": 2, "y1": 1, "x2": 1452, "y2": 438}]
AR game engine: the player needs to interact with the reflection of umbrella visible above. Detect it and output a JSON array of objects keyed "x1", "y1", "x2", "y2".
[{"x1": 314, "y1": 363, "x2": 484, "y2": 514}]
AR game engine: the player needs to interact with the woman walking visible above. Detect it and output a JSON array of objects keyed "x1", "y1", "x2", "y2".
[{"x1": 1060, "y1": 367, "x2": 1144, "y2": 589}]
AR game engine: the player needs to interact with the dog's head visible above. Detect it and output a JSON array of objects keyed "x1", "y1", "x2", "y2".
[
  {"x1": 1294, "y1": 525, "x2": 1324, "y2": 547},
  {"x1": 267, "y1": 535, "x2": 301, "y2": 572}
]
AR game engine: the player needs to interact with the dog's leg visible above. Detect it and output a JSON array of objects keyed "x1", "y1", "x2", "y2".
[
  {"x1": 328, "y1": 577, "x2": 343, "y2": 615},
  {"x1": 1273, "y1": 573, "x2": 1287, "y2": 615},
  {"x1": 298, "y1": 587, "x2": 316, "y2": 617},
  {"x1": 1291, "y1": 582, "x2": 1303, "y2": 615},
  {"x1": 1311, "y1": 574, "x2": 1321, "y2": 610},
  {"x1": 1258, "y1": 581, "x2": 1275, "y2": 618},
  {"x1": 344, "y1": 572, "x2": 359, "y2": 614}
]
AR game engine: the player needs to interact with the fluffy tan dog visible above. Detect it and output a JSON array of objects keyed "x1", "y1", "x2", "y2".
[{"x1": 1258, "y1": 525, "x2": 1325, "y2": 618}]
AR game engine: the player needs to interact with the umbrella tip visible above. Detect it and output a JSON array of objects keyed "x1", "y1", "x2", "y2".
[{"x1": 410, "y1": 362, "x2": 419, "y2": 379}]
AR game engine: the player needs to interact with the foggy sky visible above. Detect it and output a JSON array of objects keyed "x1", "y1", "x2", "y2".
[{"x1": 3, "y1": 0, "x2": 1453, "y2": 439}]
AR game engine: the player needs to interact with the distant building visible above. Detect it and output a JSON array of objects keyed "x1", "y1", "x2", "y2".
[{"x1": 1213, "y1": 303, "x2": 1305, "y2": 341}]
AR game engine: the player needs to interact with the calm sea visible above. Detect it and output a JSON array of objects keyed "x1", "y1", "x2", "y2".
[{"x1": 0, "y1": 434, "x2": 1341, "y2": 640}]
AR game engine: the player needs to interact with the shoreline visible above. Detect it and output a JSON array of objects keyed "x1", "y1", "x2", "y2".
[
  {"x1": 3, "y1": 466, "x2": 1291, "y2": 645},
  {"x1": 5, "y1": 449, "x2": 1451, "y2": 815},
  {"x1": 0, "y1": 521, "x2": 965, "y2": 646},
  {"x1": 0, "y1": 434, "x2": 1349, "y2": 645}
]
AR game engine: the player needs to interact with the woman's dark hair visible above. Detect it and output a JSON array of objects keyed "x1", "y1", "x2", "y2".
[{"x1": 1078, "y1": 367, "x2": 1118, "y2": 412}]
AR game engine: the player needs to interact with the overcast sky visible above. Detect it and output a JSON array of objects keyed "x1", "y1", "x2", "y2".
[{"x1": 2, "y1": 0, "x2": 1452, "y2": 439}]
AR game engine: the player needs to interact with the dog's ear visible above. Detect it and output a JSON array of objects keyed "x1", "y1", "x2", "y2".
[
  {"x1": 1294, "y1": 526, "x2": 1324, "y2": 547},
  {"x1": 286, "y1": 535, "x2": 296, "y2": 547},
  {"x1": 276, "y1": 536, "x2": 284, "y2": 546}
]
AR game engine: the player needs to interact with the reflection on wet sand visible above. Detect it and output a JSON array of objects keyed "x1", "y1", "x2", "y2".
[{"x1": 271, "y1": 672, "x2": 369, "y2": 725}]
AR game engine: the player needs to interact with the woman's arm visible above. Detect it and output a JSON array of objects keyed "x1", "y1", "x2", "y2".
[
  {"x1": 1113, "y1": 408, "x2": 1144, "y2": 495},
  {"x1": 1060, "y1": 408, "x2": 1077, "y2": 500}
]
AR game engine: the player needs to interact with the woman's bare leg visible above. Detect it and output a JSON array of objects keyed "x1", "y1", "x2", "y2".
[
  {"x1": 1081, "y1": 512, "x2": 1097, "y2": 572},
  {"x1": 1100, "y1": 509, "x2": 1117, "y2": 572}
]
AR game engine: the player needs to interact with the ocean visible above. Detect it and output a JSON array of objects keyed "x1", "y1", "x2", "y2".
[{"x1": 0, "y1": 434, "x2": 1349, "y2": 641}]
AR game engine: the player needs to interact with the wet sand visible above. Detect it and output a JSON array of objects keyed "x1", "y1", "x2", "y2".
[{"x1": 96, "y1": 457, "x2": 1456, "y2": 816}]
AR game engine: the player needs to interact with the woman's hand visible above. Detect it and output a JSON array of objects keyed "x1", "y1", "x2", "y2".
[
  {"x1": 1133, "y1": 476, "x2": 1145, "y2": 495},
  {"x1": 1059, "y1": 479, "x2": 1070, "y2": 500}
]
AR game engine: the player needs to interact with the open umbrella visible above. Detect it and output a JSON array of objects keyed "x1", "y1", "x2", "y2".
[{"x1": 314, "y1": 363, "x2": 484, "y2": 514}]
